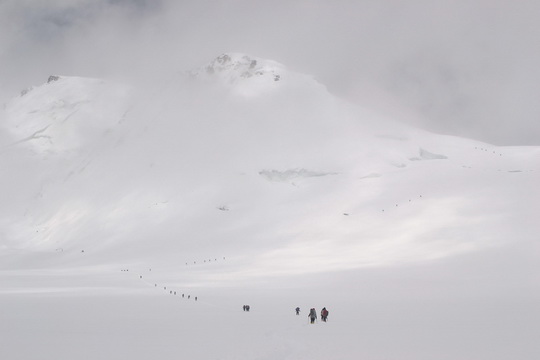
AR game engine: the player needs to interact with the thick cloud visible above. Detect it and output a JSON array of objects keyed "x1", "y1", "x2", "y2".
[{"x1": 1, "y1": 0, "x2": 539, "y2": 145}]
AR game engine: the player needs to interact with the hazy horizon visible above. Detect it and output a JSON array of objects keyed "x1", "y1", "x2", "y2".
[{"x1": 2, "y1": 0, "x2": 540, "y2": 146}]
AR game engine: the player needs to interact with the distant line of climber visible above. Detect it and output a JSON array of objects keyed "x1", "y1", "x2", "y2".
[
  {"x1": 186, "y1": 256, "x2": 226, "y2": 266},
  {"x1": 380, "y1": 194, "x2": 423, "y2": 213},
  {"x1": 475, "y1": 146, "x2": 503, "y2": 156},
  {"x1": 122, "y1": 267, "x2": 199, "y2": 302}
]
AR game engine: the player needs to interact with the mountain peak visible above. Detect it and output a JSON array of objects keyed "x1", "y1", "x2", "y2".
[
  {"x1": 187, "y1": 53, "x2": 291, "y2": 97},
  {"x1": 204, "y1": 53, "x2": 283, "y2": 82}
]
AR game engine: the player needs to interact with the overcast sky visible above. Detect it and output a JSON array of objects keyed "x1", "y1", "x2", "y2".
[{"x1": 1, "y1": 0, "x2": 539, "y2": 145}]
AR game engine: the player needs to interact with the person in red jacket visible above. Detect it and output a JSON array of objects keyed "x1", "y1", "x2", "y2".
[{"x1": 321, "y1": 307, "x2": 329, "y2": 322}]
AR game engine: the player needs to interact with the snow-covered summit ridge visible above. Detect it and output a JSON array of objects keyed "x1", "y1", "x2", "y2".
[
  {"x1": 191, "y1": 53, "x2": 283, "y2": 83},
  {"x1": 187, "y1": 53, "x2": 324, "y2": 97}
]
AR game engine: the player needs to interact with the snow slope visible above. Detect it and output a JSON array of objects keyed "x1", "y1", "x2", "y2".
[{"x1": 1, "y1": 53, "x2": 539, "y2": 359}]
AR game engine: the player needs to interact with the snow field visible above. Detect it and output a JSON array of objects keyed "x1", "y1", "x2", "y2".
[{"x1": 1, "y1": 54, "x2": 539, "y2": 359}]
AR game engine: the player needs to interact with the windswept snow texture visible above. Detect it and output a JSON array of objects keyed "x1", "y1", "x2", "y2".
[
  {"x1": 259, "y1": 168, "x2": 338, "y2": 183},
  {"x1": 1, "y1": 53, "x2": 539, "y2": 360},
  {"x1": 5, "y1": 75, "x2": 130, "y2": 153},
  {"x1": 413, "y1": 147, "x2": 449, "y2": 160}
]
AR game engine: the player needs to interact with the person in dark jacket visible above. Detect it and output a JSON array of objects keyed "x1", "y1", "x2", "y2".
[
  {"x1": 308, "y1": 308, "x2": 317, "y2": 324},
  {"x1": 295, "y1": 307, "x2": 300, "y2": 315}
]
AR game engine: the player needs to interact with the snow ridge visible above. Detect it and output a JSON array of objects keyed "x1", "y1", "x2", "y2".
[
  {"x1": 191, "y1": 53, "x2": 283, "y2": 83},
  {"x1": 185, "y1": 53, "x2": 294, "y2": 97}
]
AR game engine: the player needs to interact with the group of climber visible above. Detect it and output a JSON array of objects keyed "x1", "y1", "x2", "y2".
[
  {"x1": 243, "y1": 305, "x2": 329, "y2": 323},
  {"x1": 297, "y1": 307, "x2": 329, "y2": 323}
]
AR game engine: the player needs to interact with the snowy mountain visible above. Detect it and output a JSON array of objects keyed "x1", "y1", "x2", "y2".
[
  {"x1": 1, "y1": 53, "x2": 539, "y2": 359},
  {"x1": 189, "y1": 53, "x2": 284, "y2": 86}
]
